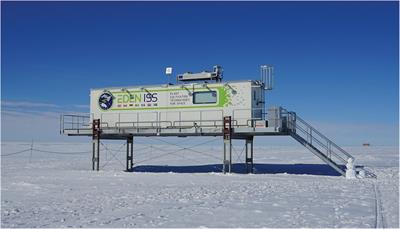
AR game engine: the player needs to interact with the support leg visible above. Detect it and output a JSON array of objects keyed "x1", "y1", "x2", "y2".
[
  {"x1": 245, "y1": 137, "x2": 254, "y2": 173},
  {"x1": 223, "y1": 116, "x2": 232, "y2": 174},
  {"x1": 92, "y1": 140, "x2": 95, "y2": 170},
  {"x1": 223, "y1": 137, "x2": 232, "y2": 174},
  {"x1": 130, "y1": 137, "x2": 134, "y2": 169},
  {"x1": 92, "y1": 137, "x2": 100, "y2": 171},
  {"x1": 126, "y1": 136, "x2": 133, "y2": 171},
  {"x1": 92, "y1": 119, "x2": 101, "y2": 171}
]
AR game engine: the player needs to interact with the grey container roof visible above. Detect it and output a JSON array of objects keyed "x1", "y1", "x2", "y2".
[{"x1": 90, "y1": 79, "x2": 262, "y2": 91}]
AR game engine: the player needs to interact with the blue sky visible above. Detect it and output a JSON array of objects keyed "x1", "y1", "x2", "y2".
[{"x1": 1, "y1": 1, "x2": 398, "y2": 145}]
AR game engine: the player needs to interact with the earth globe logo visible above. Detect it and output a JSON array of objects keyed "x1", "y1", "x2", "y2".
[{"x1": 99, "y1": 92, "x2": 113, "y2": 110}]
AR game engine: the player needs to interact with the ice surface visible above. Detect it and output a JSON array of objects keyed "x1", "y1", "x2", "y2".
[{"x1": 1, "y1": 140, "x2": 398, "y2": 228}]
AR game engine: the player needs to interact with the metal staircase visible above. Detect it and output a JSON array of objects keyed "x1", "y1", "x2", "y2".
[{"x1": 283, "y1": 110, "x2": 354, "y2": 176}]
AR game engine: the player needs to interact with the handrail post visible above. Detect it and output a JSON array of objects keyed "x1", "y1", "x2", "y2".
[
  {"x1": 60, "y1": 114, "x2": 63, "y2": 134},
  {"x1": 179, "y1": 111, "x2": 182, "y2": 131},
  {"x1": 136, "y1": 113, "x2": 139, "y2": 128},
  {"x1": 155, "y1": 111, "x2": 158, "y2": 128},
  {"x1": 200, "y1": 110, "x2": 203, "y2": 127},
  {"x1": 232, "y1": 110, "x2": 235, "y2": 126},
  {"x1": 118, "y1": 113, "x2": 121, "y2": 130},
  {"x1": 328, "y1": 141, "x2": 331, "y2": 159}
]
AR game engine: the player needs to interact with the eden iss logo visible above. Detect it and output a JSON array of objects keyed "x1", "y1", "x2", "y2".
[{"x1": 99, "y1": 92, "x2": 113, "y2": 110}]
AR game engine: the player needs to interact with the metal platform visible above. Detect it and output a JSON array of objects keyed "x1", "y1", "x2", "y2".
[
  {"x1": 60, "y1": 107, "x2": 358, "y2": 177},
  {"x1": 61, "y1": 107, "x2": 289, "y2": 139},
  {"x1": 62, "y1": 124, "x2": 287, "y2": 139}
]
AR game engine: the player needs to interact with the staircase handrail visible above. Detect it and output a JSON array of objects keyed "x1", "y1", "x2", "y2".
[
  {"x1": 295, "y1": 116, "x2": 354, "y2": 160},
  {"x1": 294, "y1": 122, "x2": 348, "y2": 163},
  {"x1": 281, "y1": 109, "x2": 354, "y2": 164}
]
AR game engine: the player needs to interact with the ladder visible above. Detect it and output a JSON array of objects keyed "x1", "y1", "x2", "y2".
[{"x1": 284, "y1": 111, "x2": 354, "y2": 176}]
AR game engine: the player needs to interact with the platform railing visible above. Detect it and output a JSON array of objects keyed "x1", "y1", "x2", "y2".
[
  {"x1": 61, "y1": 108, "x2": 270, "y2": 133},
  {"x1": 232, "y1": 108, "x2": 266, "y2": 128},
  {"x1": 60, "y1": 114, "x2": 91, "y2": 134}
]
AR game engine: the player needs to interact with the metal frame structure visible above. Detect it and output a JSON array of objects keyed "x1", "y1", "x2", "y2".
[{"x1": 61, "y1": 106, "x2": 356, "y2": 177}]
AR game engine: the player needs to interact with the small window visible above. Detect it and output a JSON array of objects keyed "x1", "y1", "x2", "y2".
[{"x1": 193, "y1": 91, "x2": 217, "y2": 104}]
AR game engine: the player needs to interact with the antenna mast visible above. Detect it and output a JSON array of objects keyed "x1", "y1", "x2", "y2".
[{"x1": 260, "y1": 65, "x2": 274, "y2": 90}]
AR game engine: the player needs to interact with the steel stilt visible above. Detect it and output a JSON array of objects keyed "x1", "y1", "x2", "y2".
[
  {"x1": 245, "y1": 137, "x2": 254, "y2": 173},
  {"x1": 223, "y1": 116, "x2": 232, "y2": 173},
  {"x1": 126, "y1": 136, "x2": 133, "y2": 171},
  {"x1": 92, "y1": 119, "x2": 101, "y2": 171}
]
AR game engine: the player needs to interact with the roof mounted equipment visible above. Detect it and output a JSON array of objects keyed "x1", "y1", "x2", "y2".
[
  {"x1": 260, "y1": 65, "x2": 273, "y2": 90},
  {"x1": 177, "y1": 65, "x2": 223, "y2": 83}
]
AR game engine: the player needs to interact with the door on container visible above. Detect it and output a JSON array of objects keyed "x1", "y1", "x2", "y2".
[{"x1": 252, "y1": 86, "x2": 264, "y2": 119}]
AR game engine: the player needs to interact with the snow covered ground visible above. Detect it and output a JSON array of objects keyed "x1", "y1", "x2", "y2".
[{"x1": 1, "y1": 139, "x2": 398, "y2": 228}]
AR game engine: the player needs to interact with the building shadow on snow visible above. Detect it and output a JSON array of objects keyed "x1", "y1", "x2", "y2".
[{"x1": 131, "y1": 163, "x2": 344, "y2": 176}]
